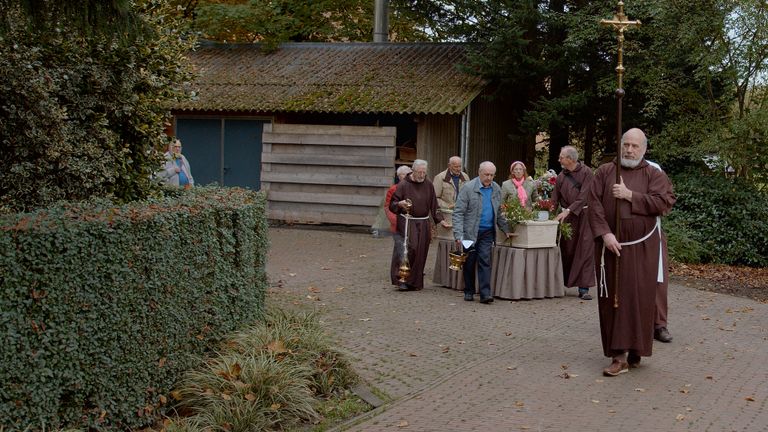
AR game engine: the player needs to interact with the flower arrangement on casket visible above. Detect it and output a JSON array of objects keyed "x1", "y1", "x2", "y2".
[
  {"x1": 504, "y1": 195, "x2": 573, "y2": 242},
  {"x1": 533, "y1": 198, "x2": 557, "y2": 212},
  {"x1": 501, "y1": 195, "x2": 534, "y2": 231},
  {"x1": 535, "y1": 169, "x2": 557, "y2": 198}
]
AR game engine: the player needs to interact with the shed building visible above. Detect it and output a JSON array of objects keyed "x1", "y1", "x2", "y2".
[{"x1": 172, "y1": 42, "x2": 534, "y2": 226}]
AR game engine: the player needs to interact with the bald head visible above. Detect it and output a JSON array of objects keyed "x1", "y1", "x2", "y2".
[
  {"x1": 478, "y1": 161, "x2": 497, "y2": 187},
  {"x1": 448, "y1": 156, "x2": 463, "y2": 176},
  {"x1": 621, "y1": 128, "x2": 648, "y2": 168}
]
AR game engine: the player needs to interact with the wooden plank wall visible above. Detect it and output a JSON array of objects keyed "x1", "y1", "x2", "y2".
[
  {"x1": 468, "y1": 96, "x2": 535, "y2": 179},
  {"x1": 416, "y1": 114, "x2": 462, "y2": 179},
  {"x1": 261, "y1": 123, "x2": 396, "y2": 226}
]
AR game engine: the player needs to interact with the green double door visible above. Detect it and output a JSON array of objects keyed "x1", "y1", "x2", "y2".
[{"x1": 175, "y1": 118, "x2": 267, "y2": 190}]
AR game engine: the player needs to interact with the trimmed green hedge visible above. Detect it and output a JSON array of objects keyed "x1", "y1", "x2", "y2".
[
  {"x1": 0, "y1": 187, "x2": 269, "y2": 430},
  {"x1": 667, "y1": 170, "x2": 768, "y2": 267}
]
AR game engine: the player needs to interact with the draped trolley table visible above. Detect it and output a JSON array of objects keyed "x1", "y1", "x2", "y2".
[{"x1": 433, "y1": 239, "x2": 566, "y2": 300}]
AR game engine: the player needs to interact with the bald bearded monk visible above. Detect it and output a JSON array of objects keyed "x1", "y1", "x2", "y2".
[{"x1": 589, "y1": 128, "x2": 676, "y2": 377}]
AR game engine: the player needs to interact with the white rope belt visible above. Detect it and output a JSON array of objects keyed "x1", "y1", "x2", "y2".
[
  {"x1": 599, "y1": 217, "x2": 663, "y2": 298},
  {"x1": 399, "y1": 214, "x2": 430, "y2": 220}
]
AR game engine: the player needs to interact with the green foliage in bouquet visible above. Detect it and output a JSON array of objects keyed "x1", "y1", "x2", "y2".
[
  {"x1": 501, "y1": 196, "x2": 534, "y2": 229},
  {"x1": 558, "y1": 220, "x2": 573, "y2": 240}
]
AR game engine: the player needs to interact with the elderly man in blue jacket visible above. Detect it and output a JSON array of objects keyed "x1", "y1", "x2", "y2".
[{"x1": 452, "y1": 161, "x2": 513, "y2": 303}]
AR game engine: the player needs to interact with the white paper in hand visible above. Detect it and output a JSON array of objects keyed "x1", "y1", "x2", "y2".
[{"x1": 462, "y1": 240, "x2": 474, "y2": 249}]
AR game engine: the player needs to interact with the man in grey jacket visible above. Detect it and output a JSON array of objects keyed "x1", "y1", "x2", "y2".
[{"x1": 453, "y1": 161, "x2": 512, "y2": 303}]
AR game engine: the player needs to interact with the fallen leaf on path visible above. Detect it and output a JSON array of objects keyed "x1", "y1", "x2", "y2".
[
  {"x1": 358, "y1": 318, "x2": 371, "y2": 321},
  {"x1": 308, "y1": 286, "x2": 320, "y2": 293},
  {"x1": 676, "y1": 414, "x2": 685, "y2": 421},
  {"x1": 408, "y1": 352, "x2": 418, "y2": 357},
  {"x1": 442, "y1": 346, "x2": 450, "y2": 353},
  {"x1": 591, "y1": 400, "x2": 600, "y2": 404},
  {"x1": 335, "y1": 287, "x2": 344, "y2": 292},
  {"x1": 397, "y1": 420, "x2": 409, "y2": 428},
  {"x1": 634, "y1": 388, "x2": 645, "y2": 392},
  {"x1": 745, "y1": 396, "x2": 755, "y2": 402},
  {"x1": 515, "y1": 401, "x2": 525, "y2": 407},
  {"x1": 289, "y1": 273, "x2": 296, "y2": 277}
]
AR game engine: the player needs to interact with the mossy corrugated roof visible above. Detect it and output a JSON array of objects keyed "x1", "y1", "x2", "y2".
[{"x1": 175, "y1": 42, "x2": 486, "y2": 115}]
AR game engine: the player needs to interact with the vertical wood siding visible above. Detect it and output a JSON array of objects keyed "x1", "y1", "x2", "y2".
[
  {"x1": 416, "y1": 114, "x2": 462, "y2": 179},
  {"x1": 467, "y1": 97, "x2": 535, "y2": 180},
  {"x1": 261, "y1": 123, "x2": 396, "y2": 225}
]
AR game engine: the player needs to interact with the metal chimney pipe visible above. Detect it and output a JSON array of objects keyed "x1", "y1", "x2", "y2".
[{"x1": 373, "y1": 0, "x2": 389, "y2": 42}]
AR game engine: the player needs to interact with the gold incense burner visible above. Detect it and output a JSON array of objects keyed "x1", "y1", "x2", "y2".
[
  {"x1": 397, "y1": 261, "x2": 410, "y2": 282},
  {"x1": 448, "y1": 251, "x2": 467, "y2": 271},
  {"x1": 397, "y1": 199, "x2": 413, "y2": 283}
]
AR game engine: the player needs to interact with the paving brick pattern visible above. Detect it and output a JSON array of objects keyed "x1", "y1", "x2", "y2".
[{"x1": 266, "y1": 227, "x2": 768, "y2": 431}]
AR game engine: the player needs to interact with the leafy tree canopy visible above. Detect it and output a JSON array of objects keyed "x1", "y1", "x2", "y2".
[
  {"x1": 176, "y1": 0, "x2": 435, "y2": 49},
  {"x1": 399, "y1": 0, "x2": 767, "y2": 182},
  {"x1": 0, "y1": 0, "x2": 195, "y2": 212}
]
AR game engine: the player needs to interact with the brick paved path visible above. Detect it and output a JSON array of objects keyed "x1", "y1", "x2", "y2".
[{"x1": 266, "y1": 227, "x2": 768, "y2": 432}]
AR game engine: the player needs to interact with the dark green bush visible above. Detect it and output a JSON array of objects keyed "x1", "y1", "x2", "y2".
[
  {"x1": 667, "y1": 169, "x2": 768, "y2": 267},
  {"x1": 0, "y1": 187, "x2": 268, "y2": 430},
  {"x1": 663, "y1": 218, "x2": 708, "y2": 264},
  {"x1": 0, "y1": 2, "x2": 194, "y2": 213}
]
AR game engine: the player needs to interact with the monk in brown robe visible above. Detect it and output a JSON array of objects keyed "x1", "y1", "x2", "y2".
[
  {"x1": 389, "y1": 159, "x2": 446, "y2": 290},
  {"x1": 553, "y1": 146, "x2": 596, "y2": 300},
  {"x1": 589, "y1": 128, "x2": 676, "y2": 377}
]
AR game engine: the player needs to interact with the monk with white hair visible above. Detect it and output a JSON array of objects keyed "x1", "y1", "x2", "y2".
[{"x1": 389, "y1": 159, "x2": 446, "y2": 291}]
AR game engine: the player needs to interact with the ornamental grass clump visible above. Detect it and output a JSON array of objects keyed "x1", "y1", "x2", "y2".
[
  {"x1": 173, "y1": 352, "x2": 318, "y2": 431},
  {"x1": 226, "y1": 309, "x2": 358, "y2": 396},
  {"x1": 168, "y1": 309, "x2": 360, "y2": 431}
]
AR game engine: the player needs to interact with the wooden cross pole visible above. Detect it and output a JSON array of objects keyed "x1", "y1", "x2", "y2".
[{"x1": 600, "y1": 1, "x2": 640, "y2": 308}]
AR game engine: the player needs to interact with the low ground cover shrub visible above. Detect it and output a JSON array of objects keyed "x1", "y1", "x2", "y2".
[
  {"x1": 666, "y1": 169, "x2": 768, "y2": 266},
  {"x1": 168, "y1": 309, "x2": 362, "y2": 431},
  {"x1": 0, "y1": 187, "x2": 268, "y2": 430}
]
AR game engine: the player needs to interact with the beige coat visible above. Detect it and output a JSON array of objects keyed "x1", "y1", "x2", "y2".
[{"x1": 433, "y1": 168, "x2": 470, "y2": 227}]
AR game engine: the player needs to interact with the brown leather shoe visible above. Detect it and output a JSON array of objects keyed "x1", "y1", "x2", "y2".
[
  {"x1": 627, "y1": 352, "x2": 641, "y2": 368},
  {"x1": 603, "y1": 359, "x2": 629, "y2": 377},
  {"x1": 654, "y1": 327, "x2": 673, "y2": 343}
]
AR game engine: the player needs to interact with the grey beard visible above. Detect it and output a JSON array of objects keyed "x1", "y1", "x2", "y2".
[{"x1": 621, "y1": 158, "x2": 641, "y2": 168}]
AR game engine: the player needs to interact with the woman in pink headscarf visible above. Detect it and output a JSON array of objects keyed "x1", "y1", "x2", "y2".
[{"x1": 501, "y1": 161, "x2": 539, "y2": 209}]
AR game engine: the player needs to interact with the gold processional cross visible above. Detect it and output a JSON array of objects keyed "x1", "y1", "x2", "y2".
[{"x1": 600, "y1": 1, "x2": 640, "y2": 308}]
